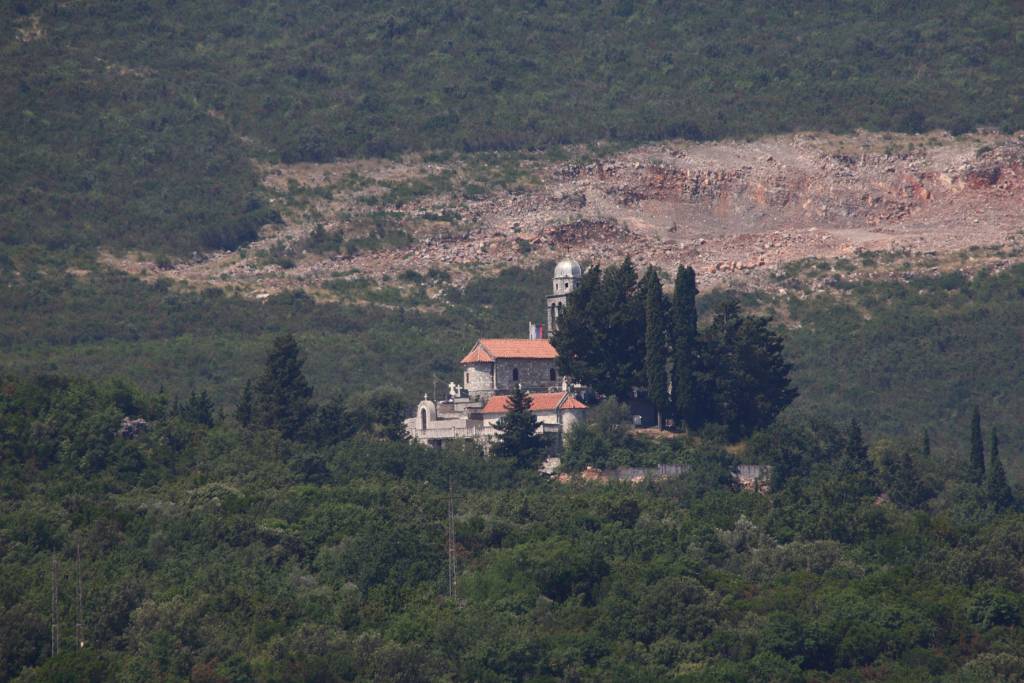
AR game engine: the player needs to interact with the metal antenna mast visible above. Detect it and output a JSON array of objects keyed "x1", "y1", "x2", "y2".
[
  {"x1": 76, "y1": 542, "x2": 84, "y2": 649},
  {"x1": 447, "y1": 477, "x2": 457, "y2": 600},
  {"x1": 51, "y1": 553, "x2": 59, "y2": 657}
]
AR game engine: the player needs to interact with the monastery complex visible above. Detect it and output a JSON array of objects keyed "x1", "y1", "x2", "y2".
[{"x1": 405, "y1": 259, "x2": 589, "y2": 448}]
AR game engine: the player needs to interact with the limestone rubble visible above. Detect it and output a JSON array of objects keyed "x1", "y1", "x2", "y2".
[{"x1": 106, "y1": 130, "x2": 1024, "y2": 298}]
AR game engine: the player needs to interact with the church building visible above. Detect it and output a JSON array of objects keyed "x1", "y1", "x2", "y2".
[{"x1": 406, "y1": 259, "x2": 588, "y2": 448}]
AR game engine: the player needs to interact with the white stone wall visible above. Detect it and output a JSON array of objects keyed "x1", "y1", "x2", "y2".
[
  {"x1": 408, "y1": 399, "x2": 587, "y2": 449},
  {"x1": 553, "y1": 276, "x2": 577, "y2": 295},
  {"x1": 407, "y1": 399, "x2": 485, "y2": 444},
  {"x1": 482, "y1": 406, "x2": 586, "y2": 429},
  {"x1": 494, "y1": 359, "x2": 559, "y2": 391},
  {"x1": 464, "y1": 363, "x2": 494, "y2": 393}
]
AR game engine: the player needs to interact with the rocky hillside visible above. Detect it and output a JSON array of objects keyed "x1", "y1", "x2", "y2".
[{"x1": 109, "y1": 131, "x2": 1024, "y2": 298}]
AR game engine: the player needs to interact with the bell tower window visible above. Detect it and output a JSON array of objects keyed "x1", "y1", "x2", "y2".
[{"x1": 512, "y1": 367, "x2": 519, "y2": 382}]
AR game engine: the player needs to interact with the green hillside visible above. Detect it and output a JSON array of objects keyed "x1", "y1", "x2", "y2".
[
  {"x1": 2, "y1": 260, "x2": 1024, "y2": 482},
  {"x1": 6, "y1": 4, "x2": 1024, "y2": 679},
  {"x1": 3, "y1": 1, "x2": 1024, "y2": 256},
  {"x1": 2, "y1": 365, "x2": 1023, "y2": 681}
]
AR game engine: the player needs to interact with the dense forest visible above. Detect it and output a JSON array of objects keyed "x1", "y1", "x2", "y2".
[
  {"x1": 3, "y1": 1, "x2": 1024, "y2": 678},
  {"x1": 2, "y1": 1, "x2": 1024, "y2": 256},
  {"x1": 1, "y1": 334, "x2": 1021, "y2": 681}
]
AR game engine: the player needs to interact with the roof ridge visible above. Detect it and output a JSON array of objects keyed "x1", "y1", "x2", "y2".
[
  {"x1": 461, "y1": 337, "x2": 557, "y2": 363},
  {"x1": 480, "y1": 390, "x2": 585, "y2": 413}
]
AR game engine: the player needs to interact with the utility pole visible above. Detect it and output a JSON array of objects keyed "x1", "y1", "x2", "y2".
[
  {"x1": 76, "y1": 542, "x2": 84, "y2": 649},
  {"x1": 447, "y1": 477, "x2": 457, "y2": 600},
  {"x1": 51, "y1": 553, "x2": 59, "y2": 657}
]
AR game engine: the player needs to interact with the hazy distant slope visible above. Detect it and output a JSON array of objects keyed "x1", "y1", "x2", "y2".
[{"x1": 2, "y1": 1, "x2": 1023, "y2": 255}]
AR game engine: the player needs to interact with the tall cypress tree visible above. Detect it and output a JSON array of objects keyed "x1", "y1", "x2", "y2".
[
  {"x1": 969, "y1": 406, "x2": 985, "y2": 484},
  {"x1": 671, "y1": 265, "x2": 701, "y2": 430},
  {"x1": 986, "y1": 428, "x2": 1015, "y2": 510},
  {"x1": 921, "y1": 429, "x2": 931, "y2": 459},
  {"x1": 253, "y1": 334, "x2": 314, "y2": 439},
  {"x1": 642, "y1": 267, "x2": 670, "y2": 428}
]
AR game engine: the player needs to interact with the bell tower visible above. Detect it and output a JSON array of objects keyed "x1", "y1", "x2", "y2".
[{"x1": 546, "y1": 258, "x2": 582, "y2": 336}]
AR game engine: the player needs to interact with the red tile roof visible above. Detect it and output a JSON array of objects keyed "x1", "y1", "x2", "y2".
[
  {"x1": 481, "y1": 391, "x2": 587, "y2": 414},
  {"x1": 460, "y1": 338, "x2": 557, "y2": 364}
]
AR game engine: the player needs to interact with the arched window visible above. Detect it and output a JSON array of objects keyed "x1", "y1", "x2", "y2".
[
  {"x1": 420, "y1": 408, "x2": 427, "y2": 431},
  {"x1": 512, "y1": 367, "x2": 519, "y2": 382},
  {"x1": 549, "y1": 368, "x2": 556, "y2": 382}
]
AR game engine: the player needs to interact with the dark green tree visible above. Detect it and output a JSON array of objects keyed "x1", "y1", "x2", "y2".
[
  {"x1": 985, "y1": 428, "x2": 1015, "y2": 510},
  {"x1": 969, "y1": 406, "x2": 985, "y2": 483},
  {"x1": 552, "y1": 258, "x2": 644, "y2": 399},
  {"x1": 236, "y1": 379, "x2": 255, "y2": 427},
  {"x1": 921, "y1": 429, "x2": 931, "y2": 459},
  {"x1": 552, "y1": 265, "x2": 602, "y2": 384},
  {"x1": 179, "y1": 389, "x2": 215, "y2": 427},
  {"x1": 253, "y1": 334, "x2": 314, "y2": 439},
  {"x1": 700, "y1": 300, "x2": 797, "y2": 439},
  {"x1": 838, "y1": 419, "x2": 880, "y2": 499},
  {"x1": 671, "y1": 265, "x2": 702, "y2": 431},
  {"x1": 881, "y1": 446, "x2": 927, "y2": 508},
  {"x1": 492, "y1": 385, "x2": 545, "y2": 468},
  {"x1": 642, "y1": 267, "x2": 670, "y2": 427},
  {"x1": 348, "y1": 388, "x2": 409, "y2": 441},
  {"x1": 596, "y1": 257, "x2": 645, "y2": 398},
  {"x1": 307, "y1": 393, "x2": 354, "y2": 447}
]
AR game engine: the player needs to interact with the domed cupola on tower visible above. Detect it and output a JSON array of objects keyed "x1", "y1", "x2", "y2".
[{"x1": 546, "y1": 258, "x2": 582, "y2": 336}]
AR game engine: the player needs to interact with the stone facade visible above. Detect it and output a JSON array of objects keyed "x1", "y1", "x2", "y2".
[
  {"x1": 463, "y1": 362, "x2": 494, "y2": 393},
  {"x1": 493, "y1": 359, "x2": 559, "y2": 392},
  {"x1": 464, "y1": 359, "x2": 559, "y2": 395}
]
